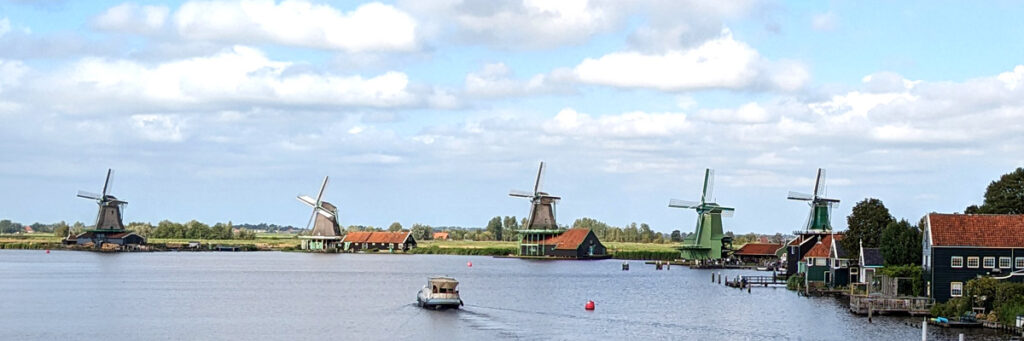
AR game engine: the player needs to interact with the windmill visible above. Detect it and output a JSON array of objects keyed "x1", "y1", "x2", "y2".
[
  {"x1": 787, "y1": 168, "x2": 840, "y2": 232},
  {"x1": 669, "y1": 168, "x2": 735, "y2": 260},
  {"x1": 296, "y1": 176, "x2": 342, "y2": 249},
  {"x1": 509, "y1": 161, "x2": 561, "y2": 230},
  {"x1": 76, "y1": 169, "x2": 127, "y2": 231}
]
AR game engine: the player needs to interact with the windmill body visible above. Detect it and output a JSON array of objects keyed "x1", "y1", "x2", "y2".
[
  {"x1": 73, "y1": 169, "x2": 146, "y2": 249},
  {"x1": 297, "y1": 176, "x2": 343, "y2": 251},
  {"x1": 670, "y1": 169, "x2": 735, "y2": 261}
]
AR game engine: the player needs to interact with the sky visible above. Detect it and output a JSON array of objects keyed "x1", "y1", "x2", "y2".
[{"x1": 2, "y1": 0, "x2": 1024, "y2": 234}]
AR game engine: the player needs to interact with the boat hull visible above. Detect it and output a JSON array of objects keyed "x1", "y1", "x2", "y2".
[{"x1": 417, "y1": 288, "x2": 462, "y2": 310}]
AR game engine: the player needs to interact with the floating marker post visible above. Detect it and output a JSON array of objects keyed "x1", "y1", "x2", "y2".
[{"x1": 921, "y1": 319, "x2": 926, "y2": 341}]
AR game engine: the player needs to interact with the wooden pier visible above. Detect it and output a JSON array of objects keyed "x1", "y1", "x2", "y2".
[
  {"x1": 724, "y1": 275, "x2": 786, "y2": 289},
  {"x1": 849, "y1": 295, "x2": 932, "y2": 316}
]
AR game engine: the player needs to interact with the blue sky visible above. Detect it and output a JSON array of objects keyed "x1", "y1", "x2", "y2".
[{"x1": 2, "y1": 0, "x2": 1023, "y2": 234}]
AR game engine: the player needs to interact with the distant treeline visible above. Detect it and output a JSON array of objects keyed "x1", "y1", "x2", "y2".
[{"x1": 129, "y1": 221, "x2": 256, "y2": 240}]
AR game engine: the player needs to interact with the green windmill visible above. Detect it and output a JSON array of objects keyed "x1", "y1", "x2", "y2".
[
  {"x1": 787, "y1": 168, "x2": 839, "y2": 232},
  {"x1": 669, "y1": 168, "x2": 735, "y2": 260}
]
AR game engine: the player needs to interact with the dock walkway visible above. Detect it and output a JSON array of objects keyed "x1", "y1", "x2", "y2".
[{"x1": 849, "y1": 295, "x2": 932, "y2": 316}]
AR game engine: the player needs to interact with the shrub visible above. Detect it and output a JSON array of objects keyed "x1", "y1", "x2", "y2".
[{"x1": 787, "y1": 275, "x2": 804, "y2": 291}]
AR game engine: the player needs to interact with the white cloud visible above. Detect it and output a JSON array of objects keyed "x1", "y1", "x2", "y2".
[
  {"x1": 131, "y1": 114, "x2": 186, "y2": 142},
  {"x1": 545, "y1": 108, "x2": 691, "y2": 138},
  {"x1": 0, "y1": 17, "x2": 10, "y2": 37},
  {"x1": 573, "y1": 31, "x2": 807, "y2": 92},
  {"x1": 464, "y1": 62, "x2": 568, "y2": 98},
  {"x1": 694, "y1": 102, "x2": 772, "y2": 124},
  {"x1": 812, "y1": 11, "x2": 838, "y2": 31},
  {"x1": 56, "y1": 45, "x2": 416, "y2": 109},
  {"x1": 94, "y1": 3, "x2": 170, "y2": 33},
  {"x1": 0, "y1": 59, "x2": 28, "y2": 93},
  {"x1": 173, "y1": 0, "x2": 417, "y2": 52}
]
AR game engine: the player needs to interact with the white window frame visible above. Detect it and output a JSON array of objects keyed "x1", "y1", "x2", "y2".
[
  {"x1": 999, "y1": 257, "x2": 1012, "y2": 269},
  {"x1": 1017, "y1": 257, "x2": 1024, "y2": 269},
  {"x1": 967, "y1": 256, "x2": 980, "y2": 268},
  {"x1": 983, "y1": 256, "x2": 996, "y2": 269},
  {"x1": 951, "y1": 256, "x2": 963, "y2": 268},
  {"x1": 815, "y1": 258, "x2": 826, "y2": 266},
  {"x1": 951, "y1": 282, "x2": 963, "y2": 297}
]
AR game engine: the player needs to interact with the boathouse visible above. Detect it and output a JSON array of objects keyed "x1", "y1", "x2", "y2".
[
  {"x1": 518, "y1": 228, "x2": 607, "y2": 258},
  {"x1": 341, "y1": 231, "x2": 416, "y2": 252},
  {"x1": 922, "y1": 213, "x2": 1024, "y2": 302},
  {"x1": 734, "y1": 243, "x2": 782, "y2": 265}
]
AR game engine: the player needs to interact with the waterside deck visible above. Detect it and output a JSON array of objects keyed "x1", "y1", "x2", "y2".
[{"x1": 849, "y1": 295, "x2": 932, "y2": 316}]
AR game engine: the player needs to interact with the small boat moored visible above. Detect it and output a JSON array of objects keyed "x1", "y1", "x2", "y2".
[{"x1": 417, "y1": 276, "x2": 463, "y2": 310}]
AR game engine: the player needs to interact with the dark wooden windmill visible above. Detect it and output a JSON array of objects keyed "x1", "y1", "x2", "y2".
[
  {"x1": 787, "y1": 168, "x2": 840, "y2": 232},
  {"x1": 297, "y1": 176, "x2": 343, "y2": 251},
  {"x1": 76, "y1": 169, "x2": 126, "y2": 231},
  {"x1": 509, "y1": 161, "x2": 561, "y2": 229}
]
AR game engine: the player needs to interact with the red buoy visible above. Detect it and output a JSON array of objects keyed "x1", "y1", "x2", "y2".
[
  {"x1": 46, "y1": 250, "x2": 50, "y2": 254},
  {"x1": 585, "y1": 300, "x2": 595, "y2": 310},
  {"x1": 467, "y1": 261, "x2": 473, "y2": 267}
]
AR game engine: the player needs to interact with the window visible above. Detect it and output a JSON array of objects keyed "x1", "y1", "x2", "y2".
[
  {"x1": 815, "y1": 258, "x2": 826, "y2": 266},
  {"x1": 983, "y1": 257, "x2": 996, "y2": 269},
  {"x1": 1000, "y1": 257, "x2": 1012, "y2": 269},
  {"x1": 951, "y1": 282, "x2": 963, "y2": 297},
  {"x1": 967, "y1": 257, "x2": 980, "y2": 268},
  {"x1": 1017, "y1": 257, "x2": 1024, "y2": 269},
  {"x1": 951, "y1": 256, "x2": 963, "y2": 268}
]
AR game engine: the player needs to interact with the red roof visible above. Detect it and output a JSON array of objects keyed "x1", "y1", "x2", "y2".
[
  {"x1": 928, "y1": 213, "x2": 1024, "y2": 247},
  {"x1": 735, "y1": 243, "x2": 783, "y2": 256},
  {"x1": 528, "y1": 228, "x2": 593, "y2": 250},
  {"x1": 802, "y1": 234, "x2": 841, "y2": 260},
  {"x1": 432, "y1": 232, "x2": 449, "y2": 240},
  {"x1": 343, "y1": 231, "x2": 412, "y2": 244}
]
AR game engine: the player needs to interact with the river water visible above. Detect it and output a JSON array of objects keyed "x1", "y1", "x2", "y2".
[{"x1": 0, "y1": 250, "x2": 1009, "y2": 340}]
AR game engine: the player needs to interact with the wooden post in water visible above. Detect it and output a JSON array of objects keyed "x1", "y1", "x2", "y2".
[
  {"x1": 958, "y1": 333, "x2": 963, "y2": 341},
  {"x1": 711, "y1": 272, "x2": 714, "y2": 283},
  {"x1": 921, "y1": 319, "x2": 926, "y2": 341}
]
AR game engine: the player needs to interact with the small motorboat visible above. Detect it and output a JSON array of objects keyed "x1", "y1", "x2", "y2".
[
  {"x1": 756, "y1": 266, "x2": 769, "y2": 271},
  {"x1": 417, "y1": 276, "x2": 463, "y2": 310}
]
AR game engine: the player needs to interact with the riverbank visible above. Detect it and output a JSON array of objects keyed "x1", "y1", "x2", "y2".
[{"x1": 0, "y1": 234, "x2": 682, "y2": 259}]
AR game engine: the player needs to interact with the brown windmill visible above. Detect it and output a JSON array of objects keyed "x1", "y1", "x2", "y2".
[
  {"x1": 296, "y1": 176, "x2": 343, "y2": 250},
  {"x1": 509, "y1": 161, "x2": 561, "y2": 230},
  {"x1": 76, "y1": 169, "x2": 126, "y2": 231}
]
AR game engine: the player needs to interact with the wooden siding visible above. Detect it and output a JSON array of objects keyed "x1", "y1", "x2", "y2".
[{"x1": 929, "y1": 247, "x2": 1024, "y2": 302}]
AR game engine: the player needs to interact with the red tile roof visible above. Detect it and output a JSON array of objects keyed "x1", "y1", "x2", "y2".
[
  {"x1": 343, "y1": 231, "x2": 412, "y2": 244},
  {"x1": 735, "y1": 243, "x2": 783, "y2": 256},
  {"x1": 928, "y1": 213, "x2": 1024, "y2": 247},
  {"x1": 802, "y1": 234, "x2": 841, "y2": 259},
  {"x1": 527, "y1": 228, "x2": 594, "y2": 250},
  {"x1": 432, "y1": 232, "x2": 449, "y2": 240}
]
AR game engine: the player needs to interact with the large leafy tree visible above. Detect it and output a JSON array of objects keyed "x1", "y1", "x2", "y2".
[
  {"x1": 841, "y1": 198, "x2": 894, "y2": 258},
  {"x1": 967, "y1": 167, "x2": 1024, "y2": 214},
  {"x1": 485, "y1": 216, "x2": 503, "y2": 241},
  {"x1": 880, "y1": 219, "x2": 922, "y2": 266},
  {"x1": 388, "y1": 222, "x2": 403, "y2": 232}
]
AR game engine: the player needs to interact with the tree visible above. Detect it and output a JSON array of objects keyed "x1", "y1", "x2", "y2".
[
  {"x1": 880, "y1": 219, "x2": 922, "y2": 266},
  {"x1": 670, "y1": 230, "x2": 682, "y2": 242},
  {"x1": 0, "y1": 219, "x2": 14, "y2": 234},
  {"x1": 502, "y1": 216, "x2": 519, "y2": 241},
  {"x1": 639, "y1": 223, "x2": 653, "y2": 243},
  {"x1": 411, "y1": 224, "x2": 433, "y2": 241},
  {"x1": 388, "y1": 222, "x2": 403, "y2": 232},
  {"x1": 772, "y1": 233, "x2": 785, "y2": 244},
  {"x1": 52, "y1": 221, "x2": 70, "y2": 238},
  {"x1": 841, "y1": 198, "x2": 894, "y2": 259},
  {"x1": 970, "y1": 167, "x2": 1024, "y2": 214},
  {"x1": 485, "y1": 216, "x2": 502, "y2": 241}
]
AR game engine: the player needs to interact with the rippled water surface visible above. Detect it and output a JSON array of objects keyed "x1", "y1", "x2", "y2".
[{"x1": 0, "y1": 250, "x2": 1010, "y2": 340}]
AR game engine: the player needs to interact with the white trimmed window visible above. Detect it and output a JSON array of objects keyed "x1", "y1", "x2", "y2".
[
  {"x1": 967, "y1": 257, "x2": 980, "y2": 268},
  {"x1": 951, "y1": 282, "x2": 963, "y2": 297},
  {"x1": 983, "y1": 257, "x2": 996, "y2": 269},
  {"x1": 815, "y1": 258, "x2": 826, "y2": 266},
  {"x1": 951, "y1": 256, "x2": 963, "y2": 268},
  {"x1": 1017, "y1": 257, "x2": 1024, "y2": 269},
  {"x1": 999, "y1": 257, "x2": 1012, "y2": 269}
]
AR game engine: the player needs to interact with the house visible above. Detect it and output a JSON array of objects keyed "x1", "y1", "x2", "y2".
[
  {"x1": 858, "y1": 244, "x2": 884, "y2": 285},
  {"x1": 922, "y1": 213, "x2": 1024, "y2": 303},
  {"x1": 783, "y1": 232, "x2": 830, "y2": 277},
  {"x1": 827, "y1": 236, "x2": 851, "y2": 287},
  {"x1": 73, "y1": 231, "x2": 146, "y2": 248},
  {"x1": 800, "y1": 234, "x2": 848, "y2": 288},
  {"x1": 341, "y1": 231, "x2": 416, "y2": 252},
  {"x1": 734, "y1": 243, "x2": 782, "y2": 265},
  {"x1": 23, "y1": 226, "x2": 34, "y2": 234},
  {"x1": 518, "y1": 228, "x2": 607, "y2": 259},
  {"x1": 433, "y1": 232, "x2": 449, "y2": 240}
]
